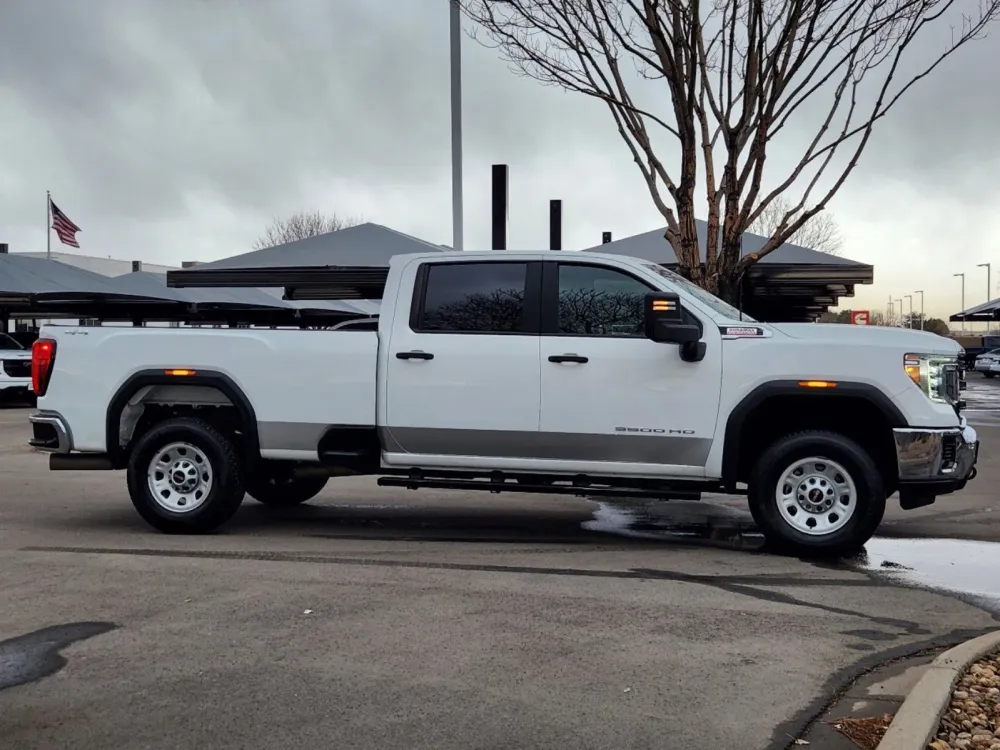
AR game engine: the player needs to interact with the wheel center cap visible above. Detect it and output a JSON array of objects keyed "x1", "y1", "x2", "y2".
[
  {"x1": 169, "y1": 461, "x2": 199, "y2": 492},
  {"x1": 807, "y1": 488, "x2": 824, "y2": 503}
]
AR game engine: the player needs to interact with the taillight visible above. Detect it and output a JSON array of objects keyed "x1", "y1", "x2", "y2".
[{"x1": 32, "y1": 338, "x2": 57, "y2": 396}]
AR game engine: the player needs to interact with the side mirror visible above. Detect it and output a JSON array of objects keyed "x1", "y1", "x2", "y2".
[{"x1": 644, "y1": 292, "x2": 701, "y2": 344}]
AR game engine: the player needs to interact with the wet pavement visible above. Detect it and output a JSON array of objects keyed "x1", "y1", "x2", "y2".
[
  {"x1": 962, "y1": 372, "x2": 1000, "y2": 427},
  {"x1": 1, "y1": 401, "x2": 999, "y2": 749},
  {"x1": 0, "y1": 623, "x2": 116, "y2": 691},
  {"x1": 583, "y1": 500, "x2": 1000, "y2": 617},
  {"x1": 859, "y1": 538, "x2": 1000, "y2": 615}
]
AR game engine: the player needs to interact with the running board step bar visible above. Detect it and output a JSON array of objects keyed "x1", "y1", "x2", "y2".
[{"x1": 377, "y1": 476, "x2": 702, "y2": 501}]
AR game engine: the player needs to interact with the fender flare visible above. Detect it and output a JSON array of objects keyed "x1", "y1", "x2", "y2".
[
  {"x1": 720, "y1": 380, "x2": 907, "y2": 489},
  {"x1": 105, "y1": 369, "x2": 260, "y2": 468}
]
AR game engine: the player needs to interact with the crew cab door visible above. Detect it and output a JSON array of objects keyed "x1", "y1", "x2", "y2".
[
  {"x1": 382, "y1": 260, "x2": 542, "y2": 466},
  {"x1": 538, "y1": 261, "x2": 722, "y2": 477}
]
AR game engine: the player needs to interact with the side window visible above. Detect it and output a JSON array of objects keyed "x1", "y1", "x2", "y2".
[
  {"x1": 416, "y1": 262, "x2": 529, "y2": 333},
  {"x1": 556, "y1": 264, "x2": 650, "y2": 336}
]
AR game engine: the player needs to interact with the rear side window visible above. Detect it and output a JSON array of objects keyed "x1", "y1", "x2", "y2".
[{"x1": 414, "y1": 262, "x2": 529, "y2": 333}]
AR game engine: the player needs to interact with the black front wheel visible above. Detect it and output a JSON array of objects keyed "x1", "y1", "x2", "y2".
[
  {"x1": 747, "y1": 430, "x2": 885, "y2": 558},
  {"x1": 126, "y1": 417, "x2": 246, "y2": 534},
  {"x1": 246, "y1": 472, "x2": 329, "y2": 507}
]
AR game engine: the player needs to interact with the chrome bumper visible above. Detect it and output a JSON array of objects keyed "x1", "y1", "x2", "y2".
[
  {"x1": 892, "y1": 419, "x2": 978, "y2": 484},
  {"x1": 28, "y1": 411, "x2": 72, "y2": 453}
]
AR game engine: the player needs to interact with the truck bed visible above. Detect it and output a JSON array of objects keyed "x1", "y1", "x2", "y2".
[{"x1": 39, "y1": 326, "x2": 378, "y2": 457}]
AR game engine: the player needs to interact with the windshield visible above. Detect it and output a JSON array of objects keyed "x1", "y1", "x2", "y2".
[
  {"x1": 643, "y1": 263, "x2": 758, "y2": 323},
  {"x1": 0, "y1": 333, "x2": 23, "y2": 350}
]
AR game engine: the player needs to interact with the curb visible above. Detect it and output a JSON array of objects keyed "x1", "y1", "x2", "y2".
[{"x1": 877, "y1": 630, "x2": 1000, "y2": 750}]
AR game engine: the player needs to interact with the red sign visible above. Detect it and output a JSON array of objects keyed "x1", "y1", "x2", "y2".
[{"x1": 850, "y1": 310, "x2": 870, "y2": 325}]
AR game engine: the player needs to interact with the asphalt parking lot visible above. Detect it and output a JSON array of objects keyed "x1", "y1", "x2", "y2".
[{"x1": 1, "y1": 384, "x2": 999, "y2": 750}]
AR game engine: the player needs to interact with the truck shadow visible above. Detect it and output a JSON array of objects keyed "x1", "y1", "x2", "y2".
[{"x1": 227, "y1": 498, "x2": 768, "y2": 553}]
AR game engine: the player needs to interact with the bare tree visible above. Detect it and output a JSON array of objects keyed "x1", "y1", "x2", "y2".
[
  {"x1": 747, "y1": 196, "x2": 843, "y2": 256},
  {"x1": 253, "y1": 211, "x2": 363, "y2": 251},
  {"x1": 460, "y1": 0, "x2": 998, "y2": 302}
]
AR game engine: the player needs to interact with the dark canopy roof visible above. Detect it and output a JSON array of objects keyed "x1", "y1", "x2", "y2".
[
  {"x1": 951, "y1": 298, "x2": 1000, "y2": 322},
  {"x1": 581, "y1": 221, "x2": 866, "y2": 267},
  {"x1": 582, "y1": 221, "x2": 873, "y2": 321},
  {"x1": 111, "y1": 271, "x2": 378, "y2": 315},
  {"x1": 167, "y1": 222, "x2": 443, "y2": 297},
  {"x1": 165, "y1": 219, "x2": 871, "y2": 322},
  {"x1": 0, "y1": 253, "x2": 158, "y2": 303},
  {"x1": 183, "y1": 223, "x2": 446, "y2": 271},
  {"x1": 0, "y1": 258, "x2": 377, "y2": 326}
]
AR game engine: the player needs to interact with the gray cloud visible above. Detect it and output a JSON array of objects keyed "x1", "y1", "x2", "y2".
[{"x1": 0, "y1": 0, "x2": 995, "y2": 313}]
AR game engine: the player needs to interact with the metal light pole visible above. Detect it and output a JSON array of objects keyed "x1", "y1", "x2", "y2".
[
  {"x1": 954, "y1": 273, "x2": 966, "y2": 334},
  {"x1": 449, "y1": 0, "x2": 464, "y2": 251},
  {"x1": 896, "y1": 299, "x2": 904, "y2": 328},
  {"x1": 904, "y1": 294, "x2": 912, "y2": 328},
  {"x1": 978, "y1": 263, "x2": 991, "y2": 334},
  {"x1": 914, "y1": 290, "x2": 924, "y2": 330},
  {"x1": 888, "y1": 296, "x2": 894, "y2": 326}
]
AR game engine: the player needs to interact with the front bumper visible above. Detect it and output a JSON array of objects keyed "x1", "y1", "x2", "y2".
[
  {"x1": 28, "y1": 411, "x2": 72, "y2": 453},
  {"x1": 893, "y1": 419, "x2": 978, "y2": 496}
]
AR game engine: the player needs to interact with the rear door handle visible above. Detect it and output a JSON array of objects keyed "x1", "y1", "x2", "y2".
[
  {"x1": 548, "y1": 354, "x2": 588, "y2": 364},
  {"x1": 396, "y1": 351, "x2": 434, "y2": 361}
]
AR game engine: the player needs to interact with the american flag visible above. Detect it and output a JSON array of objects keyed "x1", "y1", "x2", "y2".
[{"x1": 50, "y1": 198, "x2": 81, "y2": 248}]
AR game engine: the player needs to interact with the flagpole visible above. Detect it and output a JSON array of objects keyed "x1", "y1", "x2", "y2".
[{"x1": 46, "y1": 190, "x2": 51, "y2": 260}]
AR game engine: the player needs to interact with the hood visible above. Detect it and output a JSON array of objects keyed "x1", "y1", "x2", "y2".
[
  {"x1": 0, "y1": 349, "x2": 30, "y2": 360},
  {"x1": 768, "y1": 323, "x2": 962, "y2": 356}
]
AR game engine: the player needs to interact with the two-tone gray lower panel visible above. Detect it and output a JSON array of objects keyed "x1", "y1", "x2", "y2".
[
  {"x1": 258, "y1": 421, "x2": 334, "y2": 453},
  {"x1": 381, "y1": 427, "x2": 712, "y2": 466},
  {"x1": 258, "y1": 422, "x2": 712, "y2": 466}
]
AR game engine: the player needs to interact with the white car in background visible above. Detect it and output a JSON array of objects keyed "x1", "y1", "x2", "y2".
[
  {"x1": 973, "y1": 348, "x2": 1000, "y2": 378},
  {"x1": 0, "y1": 333, "x2": 32, "y2": 402}
]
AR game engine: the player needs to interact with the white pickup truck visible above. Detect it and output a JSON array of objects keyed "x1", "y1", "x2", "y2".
[{"x1": 28, "y1": 250, "x2": 978, "y2": 556}]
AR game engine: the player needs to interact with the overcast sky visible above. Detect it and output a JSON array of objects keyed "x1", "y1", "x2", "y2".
[{"x1": 1, "y1": 0, "x2": 998, "y2": 322}]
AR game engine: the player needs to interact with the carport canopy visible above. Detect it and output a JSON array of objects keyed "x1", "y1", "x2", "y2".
[
  {"x1": 582, "y1": 221, "x2": 874, "y2": 322},
  {"x1": 165, "y1": 220, "x2": 870, "y2": 321},
  {"x1": 0, "y1": 252, "x2": 158, "y2": 303},
  {"x1": 951, "y1": 298, "x2": 1000, "y2": 322},
  {"x1": 111, "y1": 271, "x2": 377, "y2": 315}
]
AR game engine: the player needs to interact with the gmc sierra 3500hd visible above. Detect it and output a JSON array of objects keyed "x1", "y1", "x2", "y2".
[{"x1": 28, "y1": 250, "x2": 978, "y2": 556}]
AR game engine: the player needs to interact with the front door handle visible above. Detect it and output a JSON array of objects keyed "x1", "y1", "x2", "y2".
[
  {"x1": 548, "y1": 354, "x2": 588, "y2": 364},
  {"x1": 396, "y1": 351, "x2": 434, "y2": 361}
]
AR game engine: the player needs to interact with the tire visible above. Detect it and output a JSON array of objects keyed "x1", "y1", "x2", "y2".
[
  {"x1": 126, "y1": 417, "x2": 245, "y2": 534},
  {"x1": 747, "y1": 430, "x2": 885, "y2": 558},
  {"x1": 246, "y1": 473, "x2": 328, "y2": 507},
  {"x1": 985, "y1": 373, "x2": 996, "y2": 379}
]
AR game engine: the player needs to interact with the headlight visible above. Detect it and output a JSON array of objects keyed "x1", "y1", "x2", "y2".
[{"x1": 905, "y1": 353, "x2": 959, "y2": 404}]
